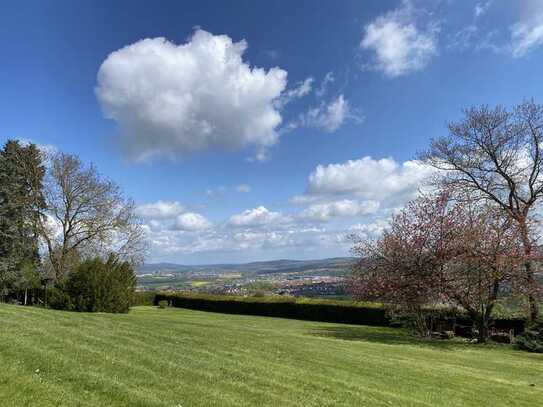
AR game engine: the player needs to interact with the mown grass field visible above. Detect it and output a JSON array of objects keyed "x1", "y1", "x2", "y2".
[{"x1": 1, "y1": 304, "x2": 542, "y2": 407}]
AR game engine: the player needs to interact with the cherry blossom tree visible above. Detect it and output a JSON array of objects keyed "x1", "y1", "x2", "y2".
[{"x1": 350, "y1": 190, "x2": 527, "y2": 342}]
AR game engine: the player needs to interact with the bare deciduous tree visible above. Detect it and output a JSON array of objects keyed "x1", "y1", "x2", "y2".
[
  {"x1": 422, "y1": 100, "x2": 543, "y2": 320},
  {"x1": 37, "y1": 153, "x2": 146, "y2": 279}
]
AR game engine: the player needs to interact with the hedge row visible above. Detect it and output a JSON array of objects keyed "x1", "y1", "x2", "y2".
[
  {"x1": 152, "y1": 292, "x2": 527, "y2": 334},
  {"x1": 153, "y1": 292, "x2": 390, "y2": 326}
]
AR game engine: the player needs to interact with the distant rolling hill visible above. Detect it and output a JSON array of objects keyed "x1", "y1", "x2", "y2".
[{"x1": 137, "y1": 257, "x2": 356, "y2": 276}]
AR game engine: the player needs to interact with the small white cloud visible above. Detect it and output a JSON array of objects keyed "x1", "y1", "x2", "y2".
[
  {"x1": 136, "y1": 201, "x2": 184, "y2": 219},
  {"x1": 293, "y1": 78, "x2": 314, "y2": 97},
  {"x1": 174, "y1": 212, "x2": 212, "y2": 231},
  {"x1": 96, "y1": 29, "x2": 287, "y2": 161},
  {"x1": 293, "y1": 95, "x2": 363, "y2": 133},
  {"x1": 301, "y1": 199, "x2": 380, "y2": 222},
  {"x1": 276, "y1": 77, "x2": 314, "y2": 107},
  {"x1": 360, "y1": 1, "x2": 439, "y2": 77},
  {"x1": 229, "y1": 206, "x2": 289, "y2": 227},
  {"x1": 235, "y1": 184, "x2": 251, "y2": 193},
  {"x1": 305, "y1": 156, "x2": 435, "y2": 202}
]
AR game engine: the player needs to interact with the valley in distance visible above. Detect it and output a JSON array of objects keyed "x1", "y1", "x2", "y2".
[{"x1": 136, "y1": 257, "x2": 354, "y2": 298}]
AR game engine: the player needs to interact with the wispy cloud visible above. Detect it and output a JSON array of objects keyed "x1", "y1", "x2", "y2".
[{"x1": 289, "y1": 95, "x2": 364, "y2": 133}]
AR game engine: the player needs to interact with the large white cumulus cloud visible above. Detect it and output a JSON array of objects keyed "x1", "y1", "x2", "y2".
[{"x1": 96, "y1": 30, "x2": 287, "y2": 161}]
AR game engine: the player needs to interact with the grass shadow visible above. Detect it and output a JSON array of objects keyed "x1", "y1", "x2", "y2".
[{"x1": 309, "y1": 326, "x2": 471, "y2": 350}]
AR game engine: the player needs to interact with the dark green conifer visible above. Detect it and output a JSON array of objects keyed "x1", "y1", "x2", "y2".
[{"x1": 0, "y1": 140, "x2": 45, "y2": 300}]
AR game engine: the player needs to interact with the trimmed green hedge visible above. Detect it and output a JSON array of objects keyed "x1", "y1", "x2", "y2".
[
  {"x1": 154, "y1": 292, "x2": 390, "y2": 326},
  {"x1": 152, "y1": 292, "x2": 527, "y2": 334}
]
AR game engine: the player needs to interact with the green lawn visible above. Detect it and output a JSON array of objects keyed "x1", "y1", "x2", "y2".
[{"x1": 1, "y1": 305, "x2": 542, "y2": 407}]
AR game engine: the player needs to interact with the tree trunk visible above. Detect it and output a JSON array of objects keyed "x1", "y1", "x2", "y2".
[
  {"x1": 519, "y1": 220, "x2": 539, "y2": 321},
  {"x1": 468, "y1": 309, "x2": 489, "y2": 343},
  {"x1": 477, "y1": 319, "x2": 489, "y2": 343},
  {"x1": 477, "y1": 281, "x2": 500, "y2": 343},
  {"x1": 24, "y1": 288, "x2": 27, "y2": 305}
]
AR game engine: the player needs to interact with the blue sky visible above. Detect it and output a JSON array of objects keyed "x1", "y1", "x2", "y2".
[{"x1": 2, "y1": 0, "x2": 543, "y2": 264}]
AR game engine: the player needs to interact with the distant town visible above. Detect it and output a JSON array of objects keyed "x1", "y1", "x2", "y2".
[{"x1": 136, "y1": 257, "x2": 353, "y2": 298}]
